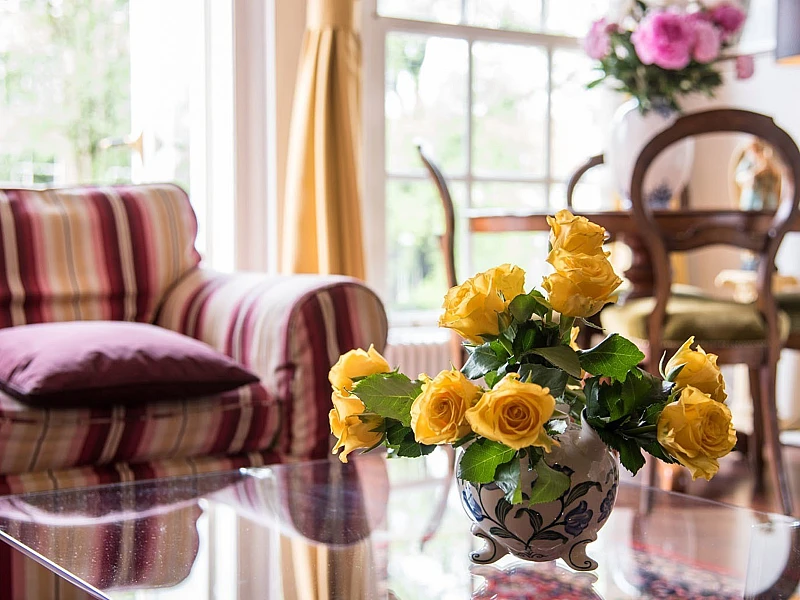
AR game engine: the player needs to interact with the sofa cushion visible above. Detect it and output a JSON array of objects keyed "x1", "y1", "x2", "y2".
[
  {"x1": 0, "y1": 321, "x2": 259, "y2": 407},
  {"x1": 0, "y1": 184, "x2": 200, "y2": 327},
  {"x1": 0, "y1": 382, "x2": 280, "y2": 476}
]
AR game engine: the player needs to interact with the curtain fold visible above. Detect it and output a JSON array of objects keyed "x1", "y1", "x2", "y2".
[{"x1": 281, "y1": 0, "x2": 365, "y2": 279}]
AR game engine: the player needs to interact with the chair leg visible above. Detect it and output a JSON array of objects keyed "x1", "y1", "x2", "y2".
[
  {"x1": 749, "y1": 367, "x2": 766, "y2": 480},
  {"x1": 758, "y1": 363, "x2": 795, "y2": 515}
]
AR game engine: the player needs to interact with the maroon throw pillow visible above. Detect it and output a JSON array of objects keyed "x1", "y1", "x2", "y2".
[{"x1": 0, "y1": 321, "x2": 260, "y2": 407}]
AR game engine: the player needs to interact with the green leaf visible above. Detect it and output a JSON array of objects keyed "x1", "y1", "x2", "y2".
[
  {"x1": 593, "y1": 427, "x2": 647, "y2": 475},
  {"x1": 509, "y1": 293, "x2": 547, "y2": 323},
  {"x1": 385, "y1": 419, "x2": 410, "y2": 445},
  {"x1": 578, "y1": 334, "x2": 645, "y2": 382},
  {"x1": 642, "y1": 441, "x2": 678, "y2": 465},
  {"x1": 462, "y1": 344, "x2": 506, "y2": 380},
  {"x1": 392, "y1": 430, "x2": 436, "y2": 458},
  {"x1": 484, "y1": 371, "x2": 500, "y2": 389},
  {"x1": 529, "y1": 346, "x2": 582, "y2": 379},
  {"x1": 457, "y1": 439, "x2": 516, "y2": 484},
  {"x1": 353, "y1": 373, "x2": 422, "y2": 427},
  {"x1": 494, "y1": 457, "x2": 522, "y2": 504},
  {"x1": 517, "y1": 364, "x2": 569, "y2": 397},
  {"x1": 528, "y1": 460, "x2": 571, "y2": 505}
]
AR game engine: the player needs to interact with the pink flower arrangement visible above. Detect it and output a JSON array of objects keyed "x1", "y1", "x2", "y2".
[{"x1": 584, "y1": 1, "x2": 748, "y2": 113}]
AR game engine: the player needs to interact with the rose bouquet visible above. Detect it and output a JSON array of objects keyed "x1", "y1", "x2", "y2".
[
  {"x1": 328, "y1": 210, "x2": 737, "y2": 506},
  {"x1": 585, "y1": 1, "x2": 747, "y2": 113}
]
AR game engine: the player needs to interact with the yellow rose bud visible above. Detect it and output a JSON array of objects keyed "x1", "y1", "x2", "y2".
[
  {"x1": 542, "y1": 250, "x2": 622, "y2": 318},
  {"x1": 547, "y1": 209, "x2": 607, "y2": 256},
  {"x1": 410, "y1": 369, "x2": 481, "y2": 445},
  {"x1": 328, "y1": 344, "x2": 391, "y2": 396},
  {"x1": 439, "y1": 264, "x2": 526, "y2": 344},
  {"x1": 665, "y1": 337, "x2": 727, "y2": 403},
  {"x1": 657, "y1": 386, "x2": 737, "y2": 481},
  {"x1": 329, "y1": 409, "x2": 384, "y2": 463},
  {"x1": 465, "y1": 373, "x2": 557, "y2": 451}
]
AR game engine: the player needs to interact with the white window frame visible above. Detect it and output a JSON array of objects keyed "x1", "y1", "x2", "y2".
[{"x1": 362, "y1": 0, "x2": 589, "y2": 325}]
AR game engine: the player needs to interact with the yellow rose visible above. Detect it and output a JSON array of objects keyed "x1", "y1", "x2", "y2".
[
  {"x1": 542, "y1": 250, "x2": 622, "y2": 318},
  {"x1": 332, "y1": 389, "x2": 365, "y2": 419},
  {"x1": 465, "y1": 373, "x2": 557, "y2": 451},
  {"x1": 439, "y1": 264, "x2": 525, "y2": 344},
  {"x1": 547, "y1": 209, "x2": 607, "y2": 256},
  {"x1": 665, "y1": 337, "x2": 727, "y2": 403},
  {"x1": 328, "y1": 344, "x2": 391, "y2": 395},
  {"x1": 330, "y1": 409, "x2": 384, "y2": 463},
  {"x1": 657, "y1": 386, "x2": 737, "y2": 481},
  {"x1": 411, "y1": 369, "x2": 481, "y2": 445}
]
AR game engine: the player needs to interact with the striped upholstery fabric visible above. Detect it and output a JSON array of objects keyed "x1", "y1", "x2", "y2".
[
  {"x1": 0, "y1": 184, "x2": 200, "y2": 326},
  {"x1": 156, "y1": 269, "x2": 389, "y2": 461},
  {"x1": 0, "y1": 382, "x2": 279, "y2": 479}
]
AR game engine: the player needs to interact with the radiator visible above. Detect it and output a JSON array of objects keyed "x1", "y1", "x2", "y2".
[{"x1": 384, "y1": 327, "x2": 453, "y2": 378}]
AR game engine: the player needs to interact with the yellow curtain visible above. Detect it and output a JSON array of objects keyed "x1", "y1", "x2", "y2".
[{"x1": 281, "y1": 0, "x2": 365, "y2": 279}]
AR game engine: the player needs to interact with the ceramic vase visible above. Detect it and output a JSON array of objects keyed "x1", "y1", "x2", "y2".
[
  {"x1": 606, "y1": 99, "x2": 695, "y2": 208},
  {"x1": 457, "y1": 414, "x2": 619, "y2": 572}
]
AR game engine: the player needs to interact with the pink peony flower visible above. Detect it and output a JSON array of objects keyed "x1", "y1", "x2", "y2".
[
  {"x1": 710, "y1": 2, "x2": 747, "y2": 39},
  {"x1": 632, "y1": 11, "x2": 695, "y2": 70},
  {"x1": 691, "y1": 18, "x2": 721, "y2": 63},
  {"x1": 584, "y1": 18, "x2": 612, "y2": 60}
]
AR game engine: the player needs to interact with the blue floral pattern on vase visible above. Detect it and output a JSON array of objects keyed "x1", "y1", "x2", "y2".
[
  {"x1": 458, "y1": 415, "x2": 619, "y2": 572},
  {"x1": 461, "y1": 487, "x2": 484, "y2": 522},
  {"x1": 564, "y1": 501, "x2": 593, "y2": 536}
]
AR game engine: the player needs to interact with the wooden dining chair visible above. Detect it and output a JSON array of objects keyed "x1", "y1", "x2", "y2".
[
  {"x1": 600, "y1": 108, "x2": 800, "y2": 515},
  {"x1": 416, "y1": 143, "x2": 464, "y2": 370}
]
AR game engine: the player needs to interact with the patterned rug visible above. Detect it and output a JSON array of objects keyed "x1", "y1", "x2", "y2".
[{"x1": 471, "y1": 546, "x2": 746, "y2": 600}]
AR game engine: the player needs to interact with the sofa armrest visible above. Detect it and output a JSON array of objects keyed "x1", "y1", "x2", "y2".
[{"x1": 155, "y1": 268, "x2": 388, "y2": 460}]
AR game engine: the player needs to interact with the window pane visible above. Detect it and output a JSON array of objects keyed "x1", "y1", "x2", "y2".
[
  {"x1": 545, "y1": 0, "x2": 609, "y2": 36},
  {"x1": 472, "y1": 43, "x2": 548, "y2": 177},
  {"x1": 471, "y1": 232, "x2": 550, "y2": 290},
  {"x1": 378, "y1": 0, "x2": 462, "y2": 25},
  {"x1": 550, "y1": 48, "x2": 615, "y2": 180},
  {"x1": 386, "y1": 179, "x2": 467, "y2": 311},
  {"x1": 472, "y1": 181, "x2": 547, "y2": 209},
  {"x1": 465, "y1": 0, "x2": 542, "y2": 32},
  {"x1": 0, "y1": 1, "x2": 131, "y2": 185},
  {"x1": 386, "y1": 34, "x2": 468, "y2": 175}
]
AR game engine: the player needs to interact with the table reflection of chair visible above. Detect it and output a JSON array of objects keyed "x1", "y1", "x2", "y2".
[{"x1": 601, "y1": 109, "x2": 800, "y2": 515}]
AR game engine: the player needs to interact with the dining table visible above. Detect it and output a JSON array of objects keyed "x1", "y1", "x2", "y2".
[{"x1": 467, "y1": 207, "x2": 797, "y2": 300}]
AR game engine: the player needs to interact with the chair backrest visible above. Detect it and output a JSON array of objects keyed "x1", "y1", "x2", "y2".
[
  {"x1": 629, "y1": 108, "x2": 800, "y2": 360},
  {"x1": 416, "y1": 144, "x2": 457, "y2": 289},
  {"x1": 0, "y1": 183, "x2": 201, "y2": 328},
  {"x1": 566, "y1": 154, "x2": 605, "y2": 209}
]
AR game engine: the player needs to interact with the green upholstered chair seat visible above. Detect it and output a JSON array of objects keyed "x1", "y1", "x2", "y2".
[
  {"x1": 777, "y1": 292, "x2": 800, "y2": 333},
  {"x1": 601, "y1": 295, "x2": 790, "y2": 345}
]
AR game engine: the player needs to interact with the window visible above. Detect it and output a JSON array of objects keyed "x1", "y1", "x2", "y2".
[
  {"x1": 0, "y1": 0, "x2": 237, "y2": 271},
  {"x1": 363, "y1": 0, "x2": 616, "y2": 324}
]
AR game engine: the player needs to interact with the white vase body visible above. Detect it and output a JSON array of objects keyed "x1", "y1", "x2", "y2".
[
  {"x1": 607, "y1": 99, "x2": 695, "y2": 208},
  {"x1": 457, "y1": 415, "x2": 619, "y2": 572}
]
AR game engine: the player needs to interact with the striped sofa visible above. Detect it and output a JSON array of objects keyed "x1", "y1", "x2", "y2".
[
  {"x1": 0, "y1": 183, "x2": 388, "y2": 495},
  {"x1": 0, "y1": 184, "x2": 387, "y2": 598}
]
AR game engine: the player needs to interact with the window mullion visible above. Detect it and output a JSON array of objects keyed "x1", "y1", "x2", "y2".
[
  {"x1": 545, "y1": 45, "x2": 553, "y2": 207},
  {"x1": 465, "y1": 37, "x2": 474, "y2": 280}
]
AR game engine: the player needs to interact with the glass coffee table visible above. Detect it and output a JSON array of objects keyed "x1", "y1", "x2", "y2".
[{"x1": 0, "y1": 452, "x2": 799, "y2": 599}]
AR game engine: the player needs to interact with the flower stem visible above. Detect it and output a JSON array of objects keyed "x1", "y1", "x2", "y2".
[{"x1": 624, "y1": 424, "x2": 657, "y2": 436}]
